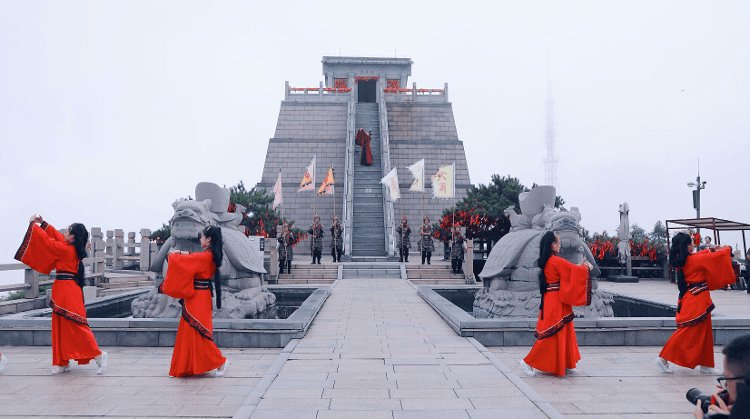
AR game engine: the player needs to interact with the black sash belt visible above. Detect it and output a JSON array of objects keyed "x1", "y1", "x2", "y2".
[
  {"x1": 55, "y1": 271, "x2": 77, "y2": 281},
  {"x1": 688, "y1": 281, "x2": 708, "y2": 295}
]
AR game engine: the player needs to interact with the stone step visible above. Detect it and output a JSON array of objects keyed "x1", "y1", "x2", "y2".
[
  {"x1": 278, "y1": 272, "x2": 338, "y2": 279},
  {"x1": 344, "y1": 263, "x2": 401, "y2": 269},
  {"x1": 406, "y1": 265, "x2": 457, "y2": 270},
  {"x1": 351, "y1": 250, "x2": 387, "y2": 256},
  {"x1": 342, "y1": 272, "x2": 400, "y2": 279},
  {"x1": 275, "y1": 278, "x2": 336, "y2": 285},
  {"x1": 289, "y1": 264, "x2": 338, "y2": 270},
  {"x1": 408, "y1": 278, "x2": 473, "y2": 286},
  {"x1": 348, "y1": 256, "x2": 390, "y2": 263},
  {"x1": 406, "y1": 272, "x2": 466, "y2": 279},
  {"x1": 352, "y1": 243, "x2": 385, "y2": 250}
]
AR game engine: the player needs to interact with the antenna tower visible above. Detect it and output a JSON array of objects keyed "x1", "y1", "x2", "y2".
[{"x1": 544, "y1": 77, "x2": 558, "y2": 189}]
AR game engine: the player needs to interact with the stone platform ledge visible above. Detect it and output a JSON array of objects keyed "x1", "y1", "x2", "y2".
[
  {"x1": 417, "y1": 285, "x2": 750, "y2": 347},
  {"x1": 0, "y1": 286, "x2": 331, "y2": 348}
]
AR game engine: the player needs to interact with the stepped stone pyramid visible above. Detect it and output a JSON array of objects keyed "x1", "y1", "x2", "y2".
[{"x1": 257, "y1": 57, "x2": 472, "y2": 259}]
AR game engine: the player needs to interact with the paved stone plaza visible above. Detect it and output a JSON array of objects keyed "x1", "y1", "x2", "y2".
[{"x1": 1, "y1": 277, "x2": 745, "y2": 418}]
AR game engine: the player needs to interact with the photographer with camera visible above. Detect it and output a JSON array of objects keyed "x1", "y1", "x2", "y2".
[{"x1": 691, "y1": 334, "x2": 750, "y2": 418}]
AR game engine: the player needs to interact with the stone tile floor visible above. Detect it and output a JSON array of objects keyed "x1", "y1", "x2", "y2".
[
  {"x1": 0, "y1": 278, "x2": 747, "y2": 418},
  {"x1": 0, "y1": 346, "x2": 281, "y2": 418}
]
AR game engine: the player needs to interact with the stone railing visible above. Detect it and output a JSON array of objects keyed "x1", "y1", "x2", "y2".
[
  {"x1": 285, "y1": 81, "x2": 353, "y2": 102},
  {"x1": 101, "y1": 228, "x2": 158, "y2": 271},
  {"x1": 379, "y1": 92, "x2": 397, "y2": 258},
  {"x1": 383, "y1": 82, "x2": 449, "y2": 103},
  {"x1": 0, "y1": 255, "x2": 106, "y2": 301},
  {"x1": 343, "y1": 99, "x2": 356, "y2": 257}
]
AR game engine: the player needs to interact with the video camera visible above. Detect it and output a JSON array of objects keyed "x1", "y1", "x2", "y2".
[{"x1": 687, "y1": 370, "x2": 750, "y2": 418}]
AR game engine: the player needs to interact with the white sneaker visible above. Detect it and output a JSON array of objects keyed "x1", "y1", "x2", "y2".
[
  {"x1": 565, "y1": 368, "x2": 581, "y2": 374},
  {"x1": 215, "y1": 362, "x2": 226, "y2": 377},
  {"x1": 654, "y1": 357, "x2": 673, "y2": 374},
  {"x1": 51, "y1": 365, "x2": 70, "y2": 374},
  {"x1": 699, "y1": 366, "x2": 722, "y2": 375},
  {"x1": 95, "y1": 351, "x2": 107, "y2": 375},
  {"x1": 0, "y1": 355, "x2": 7, "y2": 374},
  {"x1": 520, "y1": 360, "x2": 536, "y2": 377}
]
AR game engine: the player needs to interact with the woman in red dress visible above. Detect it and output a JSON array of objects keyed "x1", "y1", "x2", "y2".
[
  {"x1": 160, "y1": 225, "x2": 227, "y2": 377},
  {"x1": 14, "y1": 215, "x2": 107, "y2": 375},
  {"x1": 355, "y1": 128, "x2": 373, "y2": 166},
  {"x1": 521, "y1": 231, "x2": 593, "y2": 377},
  {"x1": 655, "y1": 232, "x2": 734, "y2": 374}
]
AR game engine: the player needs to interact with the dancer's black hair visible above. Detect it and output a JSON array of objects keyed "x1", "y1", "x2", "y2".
[
  {"x1": 68, "y1": 223, "x2": 89, "y2": 287},
  {"x1": 537, "y1": 231, "x2": 557, "y2": 319},
  {"x1": 669, "y1": 232, "x2": 693, "y2": 307},
  {"x1": 203, "y1": 226, "x2": 223, "y2": 309}
]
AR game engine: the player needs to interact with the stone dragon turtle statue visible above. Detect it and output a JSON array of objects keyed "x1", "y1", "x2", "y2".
[
  {"x1": 131, "y1": 182, "x2": 276, "y2": 319},
  {"x1": 474, "y1": 185, "x2": 614, "y2": 318}
]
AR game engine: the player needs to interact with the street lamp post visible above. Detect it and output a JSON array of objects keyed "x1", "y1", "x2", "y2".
[
  {"x1": 687, "y1": 173, "x2": 707, "y2": 236},
  {"x1": 687, "y1": 173, "x2": 707, "y2": 219}
]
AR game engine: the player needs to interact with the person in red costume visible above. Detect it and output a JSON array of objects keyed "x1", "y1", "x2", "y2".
[
  {"x1": 655, "y1": 232, "x2": 735, "y2": 374},
  {"x1": 355, "y1": 128, "x2": 373, "y2": 166},
  {"x1": 521, "y1": 231, "x2": 593, "y2": 377},
  {"x1": 14, "y1": 215, "x2": 107, "y2": 375},
  {"x1": 160, "y1": 225, "x2": 227, "y2": 377}
]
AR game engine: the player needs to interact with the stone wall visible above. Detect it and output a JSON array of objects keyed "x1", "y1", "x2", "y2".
[
  {"x1": 258, "y1": 101, "x2": 348, "y2": 255},
  {"x1": 274, "y1": 102, "x2": 347, "y2": 140},
  {"x1": 387, "y1": 102, "x2": 471, "y2": 230},
  {"x1": 387, "y1": 102, "x2": 459, "y2": 142}
]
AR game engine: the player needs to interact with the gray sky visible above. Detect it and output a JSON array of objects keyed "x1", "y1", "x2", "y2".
[{"x1": 2, "y1": 0, "x2": 750, "y2": 276}]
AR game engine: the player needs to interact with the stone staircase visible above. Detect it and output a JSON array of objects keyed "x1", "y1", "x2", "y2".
[
  {"x1": 276, "y1": 263, "x2": 337, "y2": 285},
  {"x1": 351, "y1": 103, "x2": 386, "y2": 258},
  {"x1": 342, "y1": 263, "x2": 401, "y2": 279},
  {"x1": 97, "y1": 271, "x2": 154, "y2": 297},
  {"x1": 406, "y1": 264, "x2": 470, "y2": 286}
]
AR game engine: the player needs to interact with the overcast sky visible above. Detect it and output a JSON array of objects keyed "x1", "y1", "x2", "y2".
[{"x1": 2, "y1": 1, "x2": 749, "y2": 282}]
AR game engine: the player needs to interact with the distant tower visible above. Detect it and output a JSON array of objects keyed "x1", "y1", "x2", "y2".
[{"x1": 544, "y1": 77, "x2": 558, "y2": 189}]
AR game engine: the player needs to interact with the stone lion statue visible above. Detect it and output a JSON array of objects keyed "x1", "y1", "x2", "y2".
[
  {"x1": 132, "y1": 182, "x2": 276, "y2": 319},
  {"x1": 474, "y1": 186, "x2": 614, "y2": 318}
]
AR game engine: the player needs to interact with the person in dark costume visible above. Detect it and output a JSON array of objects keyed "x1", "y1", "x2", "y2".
[
  {"x1": 418, "y1": 215, "x2": 435, "y2": 265},
  {"x1": 355, "y1": 128, "x2": 373, "y2": 166},
  {"x1": 330, "y1": 216, "x2": 343, "y2": 263},
  {"x1": 397, "y1": 217, "x2": 411, "y2": 263},
  {"x1": 451, "y1": 225, "x2": 467, "y2": 274},
  {"x1": 278, "y1": 224, "x2": 295, "y2": 274},
  {"x1": 308, "y1": 213, "x2": 324, "y2": 264}
]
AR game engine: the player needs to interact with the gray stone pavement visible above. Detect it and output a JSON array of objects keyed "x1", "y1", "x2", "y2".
[
  {"x1": 1, "y1": 277, "x2": 747, "y2": 418},
  {"x1": 0, "y1": 346, "x2": 281, "y2": 418},
  {"x1": 240, "y1": 276, "x2": 556, "y2": 419}
]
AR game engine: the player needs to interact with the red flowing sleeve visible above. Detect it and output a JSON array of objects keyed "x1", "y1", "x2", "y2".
[
  {"x1": 14, "y1": 222, "x2": 68, "y2": 274},
  {"x1": 355, "y1": 129, "x2": 363, "y2": 147},
  {"x1": 161, "y1": 251, "x2": 214, "y2": 299},
  {"x1": 690, "y1": 247, "x2": 735, "y2": 291},
  {"x1": 552, "y1": 256, "x2": 592, "y2": 307}
]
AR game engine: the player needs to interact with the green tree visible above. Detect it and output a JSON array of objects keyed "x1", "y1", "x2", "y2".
[
  {"x1": 228, "y1": 181, "x2": 305, "y2": 240},
  {"x1": 150, "y1": 223, "x2": 171, "y2": 243},
  {"x1": 649, "y1": 220, "x2": 667, "y2": 245},
  {"x1": 438, "y1": 175, "x2": 566, "y2": 244},
  {"x1": 630, "y1": 223, "x2": 648, "y2": 242}
]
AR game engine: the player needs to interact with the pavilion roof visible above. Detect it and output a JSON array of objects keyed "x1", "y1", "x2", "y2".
[{"x1": 665, "y1": 217, "x2": 750, "y2": 231}]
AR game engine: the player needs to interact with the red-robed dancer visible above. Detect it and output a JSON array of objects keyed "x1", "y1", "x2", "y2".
[
  {"x1": 655, "y1": 232, "x2": 735, "y2": 374},
  {"x1": 14, "y1": 215, "x2": 107, "y2": 375},
  {"x1": 160, "y1": 225, "x2": 227, "y2": 377},
  {"x1": 355, "y1": 128, "x2": 373, "y2": 166},
  {"x1": 521, "y1": 231, "x2": 593, "y2": 377}
]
